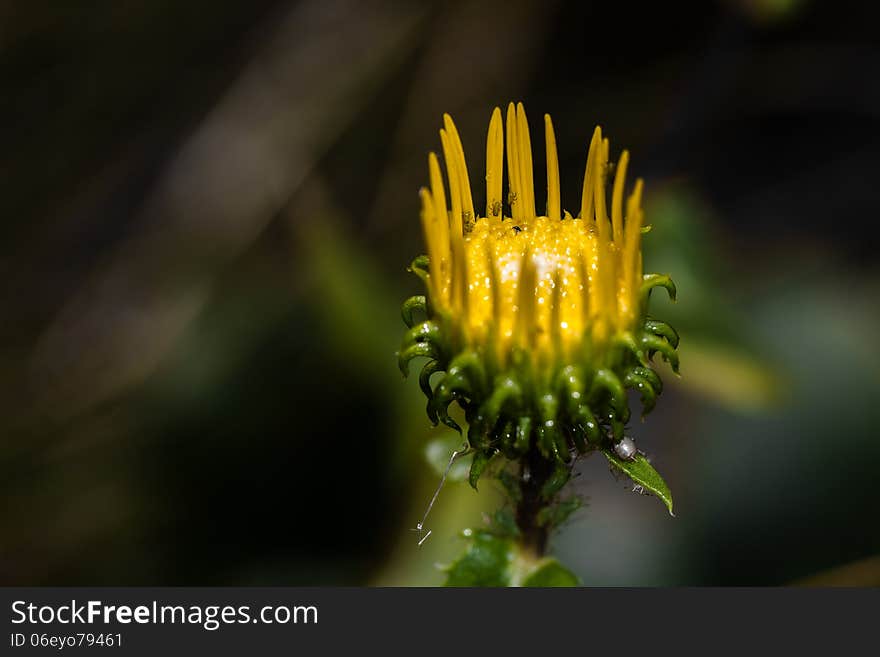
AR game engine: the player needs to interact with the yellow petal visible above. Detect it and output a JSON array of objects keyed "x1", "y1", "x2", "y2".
[
  {"x1": 544, "y1": 114, "x2": 561, "y2": 221},
  {"x1": 611, "y1": 149, "x2": 629, "y2": 244},
  {"x1": 443, "y1": 113, "x2": 475, "y2": 224},
  {"x1": 516, "y1": 102, "x2": 536, "y2": 219},
  {"x1": 580, "y1": 126, "x2": 602, "y2": 225},
  {"x1": 506, "y1": 103, "x2": 521, "y2": 222},
  {"x1": 486, "y1": 107, "x2": 504, "y2": 221}
]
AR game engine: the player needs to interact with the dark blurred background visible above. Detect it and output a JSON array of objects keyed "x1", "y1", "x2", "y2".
[{"x1": 2, "y1": 0, "x2": 879, "y2": 586}]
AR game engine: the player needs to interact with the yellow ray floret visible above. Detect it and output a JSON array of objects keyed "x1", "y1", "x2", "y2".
[{"x1": 419, "y1": 103, "x2": 644, "y2": 364}]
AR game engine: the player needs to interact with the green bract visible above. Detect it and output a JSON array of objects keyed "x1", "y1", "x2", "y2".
[{"x1": 400, "y1": 254, "x2": 679, "y2": 499}]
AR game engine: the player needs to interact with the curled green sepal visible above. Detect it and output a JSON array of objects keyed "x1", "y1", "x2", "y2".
[
  {"x1": 401, "y1": 321, "x2": 445, "y2": 352},
  {"x1": 640, "y1": 334, "x2": 680, "y2": 374},
  {"x1": 629, "y1": 365, "x2": 663, "y2": 394},
  {"x1": 557, "y1": 366, "x2": 599, "y2": 450},
  {"x1": 536, "y1": 394, "x2": 569, "y2": 464},
  {"x1": 401, "y1": 295, "x2": 427, "y2": 328},
  {"x1": 590, "y1": 368, "x2": 630, "y2": 424},
  {"x1": 614, "y1": 332, "x2": 649, "y2": 367},
  {"x1": 431, "y1": 371, "x2": 472, "y2": 433},
  {"x1": 408, "y1": 255, "x2": 430, "y2": 285},
  {"x1": 601, "y1": 448, "x2": 675, "y2": 516},
  {"x1": 571, "y1": 405, "x2": 599, "y2": 450},
  {"x1": 641, "y1": 273, "x2": 677, "y2": 308},
  {"x1": 447, "y1": 351, "x2": 488, "y2": 399},
  {"x1": 643, "y1": 317, "x2": 680, "y2": 349},
  {"x1": 419, "y1": 360, "x2": 440, "y2": 399},
  {"x1": 623, "y1": 371, "x2": 657, "y2": 418},
  {"x1": 498, "y1": 420, "x2": 518, "y2": 459},
  {"x1": 398, "y1": 343, "x2": 437, "y2": 377},
  {"x1": 514, "y1": 416, "x2": 532, "y2": 454},
  {"x1": 480, "y1": 377, "x2": 522, "y2": 432}
]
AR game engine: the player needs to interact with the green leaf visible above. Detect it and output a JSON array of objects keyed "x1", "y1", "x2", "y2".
[
  {"x1": 536, "y1": 497, "x2": 582, "y2": 529},
  {"x1": 521, "y1": 559, "x2": 581, "y2": 587},
  {"x1": 468, "y1": 451, "x2": 493, "y2": 490},
  {"x1": 424, "y1": 433, "x2": 470, "y2": 483},
  {"x1": 601, "y1": 449, "x2": 675, "y2": 516},
  {"x1": 540, "y1": 462, "x2": 572, "y2": 500},
  {"x1": 488, "y1": 508, "x2": 520, "y2": 538},
  {"x1": 444, "y1": 531, "x2": 513, "y2": 587},
  {"x1": 443, "y1": 530, "x2": 581, "y2": 587},
  {"x1": 497, "y1": 469, "x2": 523, "y2": 504}
]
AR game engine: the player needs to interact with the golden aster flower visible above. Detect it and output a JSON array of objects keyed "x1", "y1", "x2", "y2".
[{"x1": 399, "y1": 103, "x2": 679, "y2": 489}]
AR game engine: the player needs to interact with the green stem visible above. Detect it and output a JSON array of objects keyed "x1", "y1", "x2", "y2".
[{"x1": 514, "y1": 449, "x2": 555, "y2": 557}]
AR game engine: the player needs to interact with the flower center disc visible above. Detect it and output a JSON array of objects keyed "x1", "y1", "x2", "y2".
[{"x1": 465, "y1": 215, "x2": 624, "y2": 360}]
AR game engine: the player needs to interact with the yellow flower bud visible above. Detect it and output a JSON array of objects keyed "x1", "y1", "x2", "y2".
[{"x1": 400, "y1": 103, "x2": 679, "y2": 489}]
